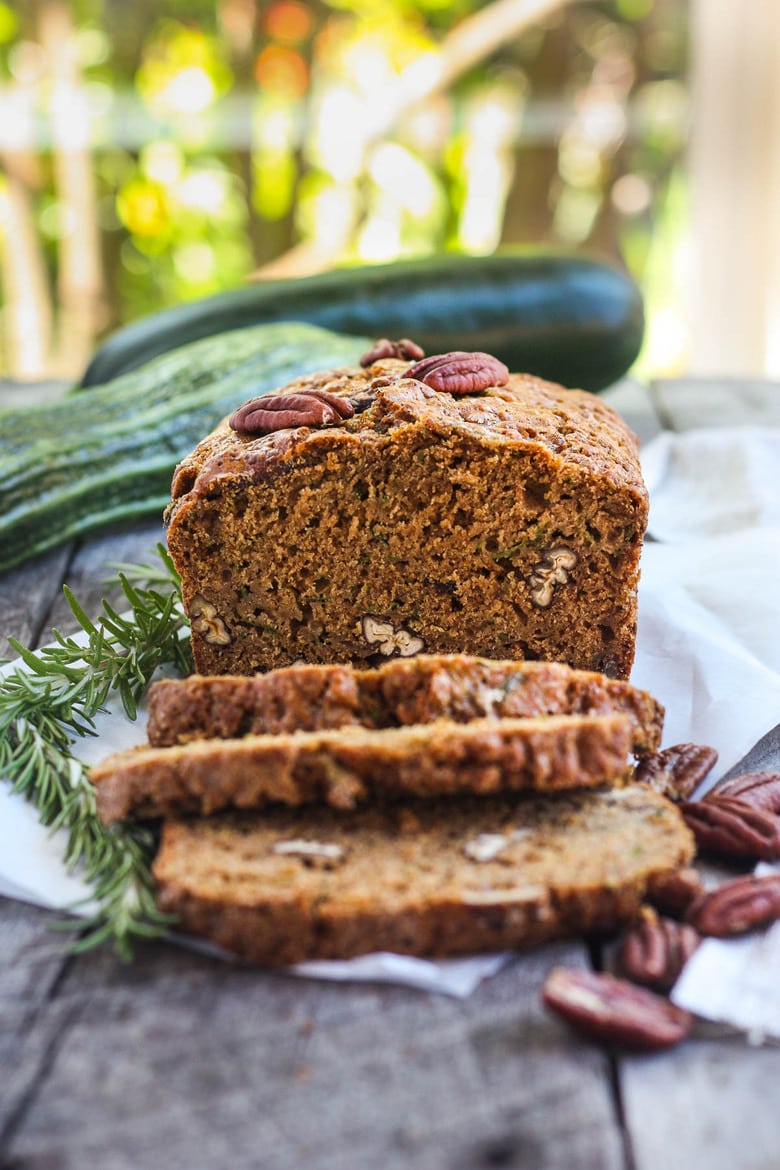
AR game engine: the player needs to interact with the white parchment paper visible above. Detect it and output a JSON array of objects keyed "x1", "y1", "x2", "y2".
[{"x1": 2, "y1": 425, "x2": 780, "y2": 1011}]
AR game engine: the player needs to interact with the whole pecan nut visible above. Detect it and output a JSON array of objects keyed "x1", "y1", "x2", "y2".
[
  {"x1": 406, "y1": 350, "x2": 509, "y2": 395},
  {"x1": 634, "y1": 743, "x2": 718, "y2": 802},
  {"x1": 645, "y1": 867, "x2": 704, "y2": 918},
  {"x1": 359, "y1": 338, "x2": 425, "y2": 366},
  {"x1": 704, "y1": 770, "x2": 780, "y2": 814},
  {"x1": 685, "y1": 873, "x2": 780, "y2": 937},
  {"x1": 542, "y1": 967, "x2": 692, "y2": 1051},
  {"x1": 229, "y1": 389, "x2": 355, "y2": 435},
  {"x1": 681, "y1": 796, "x2": 780, "y2": 863},
  {"x1": 615, "y1": 914, "x2": 700, "y2": 993}
]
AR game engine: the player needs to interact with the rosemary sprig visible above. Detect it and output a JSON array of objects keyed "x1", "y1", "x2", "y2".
[{"x1": 0, "y1": 544, "x2": 192, "y2": 959}]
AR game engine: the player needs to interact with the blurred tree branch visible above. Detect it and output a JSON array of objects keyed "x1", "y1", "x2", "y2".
[
  {"x1": 38, "y1": 0, "x2": 109, "y2": 376},
  {"x1": 251, "y1": 0, "x2": 581, "y2": 281},
  {"x1": 0, "y1": 147, "x2": 53, "y2": 378}
]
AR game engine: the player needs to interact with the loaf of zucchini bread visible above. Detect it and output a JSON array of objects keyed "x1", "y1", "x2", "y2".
[{"x1": 166, "y1": 348, "x2": 648, "y2": 678}]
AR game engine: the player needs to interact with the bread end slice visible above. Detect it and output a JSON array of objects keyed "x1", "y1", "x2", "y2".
[{"x1": 153, "y1": 786, "x2": 695, "y2": 966}]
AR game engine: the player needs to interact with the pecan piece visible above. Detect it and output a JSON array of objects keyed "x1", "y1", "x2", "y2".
[
  {"x1": 645, "y1": 867, "x2": 704, "y2": 918},
  {"x1": 229, "y1": 389, "x2": 354, "y2": 435},
  {"x1": 189, "y1": 594, "x2": 231, "y2": 646},
  {"x1": 685, "y1": 873, "x2": 780, "y2": 937},
  {"x1": 634, "y1": 743, "x2": 718, "y2": 802},
  {"x1": 406, "y1": 350, "x2": 509, "y2": 395},
  {"x1": 542, "y1": 967, "x2": 692, "y2": 1051},
  {"x1": 272, "y1": 839, "x2": 345, "y2": 864},
  {"x1": 681, "y1": 796, "x2": 780, "y2": 863},
  {"x1": 705, "y1": 770, "x2": 780, "y2": 814},
  {"x1": 615, "y1": 914, "x2": 700, "y2": 993},
  {"x1": 528, "y1": 546, "x2": 577, "y2": 608},
  {"x1": 359, "y1": 338, "x2": 425, "y2": 366},
  {"x1": 361, "y1": 615, "x2": 424, "y2": 657}
]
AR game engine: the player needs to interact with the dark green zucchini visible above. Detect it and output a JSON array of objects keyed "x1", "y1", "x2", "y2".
[
  {"x1": 0, "y1": 323, "x2": 369, "y2": 573},
  {"x1": 80, "y1": 250, "x2": 644, "y2": 392},
  {"x1": 1, "y1": 319, "x2": 360, "y2": 457}
]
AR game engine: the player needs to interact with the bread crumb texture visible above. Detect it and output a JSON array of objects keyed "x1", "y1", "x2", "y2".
[
  {"x1": 166, "y1": 363, "x2": 648, "y2": 679},
  {"x1": 153, "y1": 786, "x2": 694, "y2": 965}
]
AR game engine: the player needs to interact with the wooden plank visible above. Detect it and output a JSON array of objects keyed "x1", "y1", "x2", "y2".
[
  {"x1": 0, "y1": 897, "x2": 77, "y2": 1144},
  {"x1": 0, "y1": 545, "x2": 73, "y2": 659},
  {"x1": 621, "y1": 1039, "x2": 780, "y2": 1170},
  {"x1": 0, "y1": 941, "x2": 627, "y2": 1170},
  {"x1": 41, "y1": 519, "x2": 167, "y2": 639},
  {"x1": 1, "y1": 518, "x2": 164, "y2": 659}
]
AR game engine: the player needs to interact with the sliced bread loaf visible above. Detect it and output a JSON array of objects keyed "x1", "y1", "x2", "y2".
[
  {"x1": 152, "y1": 786, "x2": 695, "y2": 966},
  {"x1": 146, "y1": 654, "x2": 663, "y2": 756},
  {"x1": 166, "y1": 360, "x2": 648, "y2": 679},
  {"x1": 92, "y1": 712, "x2": 632, "y2": 824}
]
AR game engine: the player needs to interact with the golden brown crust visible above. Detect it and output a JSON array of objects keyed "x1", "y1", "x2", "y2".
[
  {"x1": 91, "y1": 713, "x2": 633, "y2": 824},
  {"x1": 168, "y1": 364, "x2": 644, "y2": 510},
  {"x1": 146, "y1": 655, "x2": 664, "y2": 756},
  {"x1": 165, "y1": 361, "x2": 648, "y2": 680},
  {"x1": 152, "y1": 787, "x2": 695, "y2": 966}
]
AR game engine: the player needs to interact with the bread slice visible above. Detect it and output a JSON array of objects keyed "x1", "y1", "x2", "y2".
[
  {"x1": 91, "y1": 713, "x2": 633, "y2": 824},
  {"x1": 146, "y1": 654, "x2": 663, "y2": 756},
  {"x1": 153, "y1": 786, "x2": 695, "y2": 966}
]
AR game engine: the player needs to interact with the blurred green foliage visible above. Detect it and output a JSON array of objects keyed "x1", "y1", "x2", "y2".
[{"x1": 0, "y1": 0, "x2": 689, "y2": 378}]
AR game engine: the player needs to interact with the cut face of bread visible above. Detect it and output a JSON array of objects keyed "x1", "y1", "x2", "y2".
[
  {"x1": 153, "y1": 787, "x2": 695, "y2": 966},
  {"x1": 91, "y1": 713, "x2": 633, "y2": 824},
  {"x1": 166, "y1": 365, "x2": 648, "y2": 679},
  {"x1": 146, "y1": 655, "x2": 664, "y2": 756}
]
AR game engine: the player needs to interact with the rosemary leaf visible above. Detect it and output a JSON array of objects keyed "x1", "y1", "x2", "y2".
[{"x1": 0, "y1": 543, "x2": 192, "y2": 959}]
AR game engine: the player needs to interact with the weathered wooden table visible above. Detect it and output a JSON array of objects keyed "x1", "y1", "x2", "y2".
[{"x1": 2, "y1": 378, "x2": 779, "y2": 1170}]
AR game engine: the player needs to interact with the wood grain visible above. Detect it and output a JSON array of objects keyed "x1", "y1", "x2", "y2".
[{"x1": 0, "y1": 942, "x2": 627, "y2": 1170}]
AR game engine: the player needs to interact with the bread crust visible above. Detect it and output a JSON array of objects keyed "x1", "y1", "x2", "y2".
[{"x1": 146, "y1": 654, "x2": 663, "y2": 756}]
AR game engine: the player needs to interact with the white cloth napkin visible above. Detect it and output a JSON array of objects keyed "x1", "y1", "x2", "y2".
[
  {"x1": 639, "y1": 427, "x2": 780, "y2": 1038},
  {"x1": 2, "y1": 425, "x2": 780, "y2": 1009}
]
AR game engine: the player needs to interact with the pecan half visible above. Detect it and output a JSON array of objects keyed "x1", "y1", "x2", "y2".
[
  {"x1": 634, "y1": 743, "x2": 718, "y2": 802},
  {"x1": 705, "y1": 770, "x2": 780, "y2": 814},
  {"x1": 542, "y1": 967, "x2": 692, "y2": 1051},
  {"x1": 229, "y1": 389, "x2": 355, "y2": 435},
  {"x1": 685, "y1": 873, "x2": 780, "y2": 937},
  {"x1": 406, "y1": 350, "x2": 509, "y2": 395},
  {"x1": 645, "y1": 867, "x2": 704, "y2": 918},
  {"x1": 615, "y1": 914, "x2": 700, "y2": 993},
  {"x1": 359, "y1": 338, "x2": 425, "y2": 366},
  {"x1": 681, "y1": 796, "x2": 780, "y2": 863}
]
